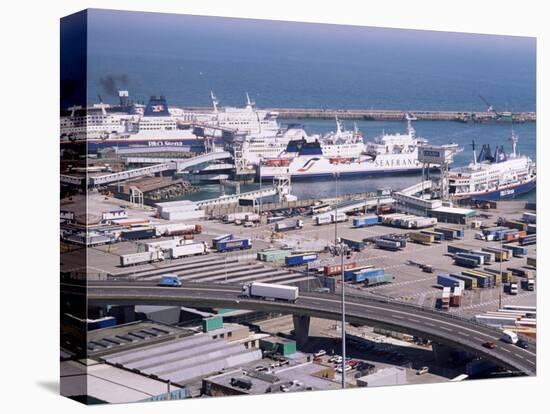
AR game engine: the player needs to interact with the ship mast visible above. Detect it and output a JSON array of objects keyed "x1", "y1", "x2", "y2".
[
  {"x1": 509, "y1": 130, "x2": 518, "y2": 158},
  {"x1": 245, "y1": 92, "x2": 255, "y2": 109},
  {"x1": 471, "y1": 140, "x2": 477, "y2": 167},
  {"x1": 335, "y1": 116, "x2": 343, "y2": 137},
  {"x1": 210, "y1": 91, "x2": 219, "y2": 113}
]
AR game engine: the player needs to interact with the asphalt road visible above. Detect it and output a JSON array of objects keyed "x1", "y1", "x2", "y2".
[{"x1": 63, "y1": 281, "x2": 536, "y2": 375}]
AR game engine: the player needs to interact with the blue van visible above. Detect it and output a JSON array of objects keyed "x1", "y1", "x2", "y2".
[{"x1": 158, "y1": 275, "x2": 182, "y2": 287}]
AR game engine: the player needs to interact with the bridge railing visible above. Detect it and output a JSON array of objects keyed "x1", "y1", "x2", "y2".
[
  {"x1": 338, "y1": 290, "x2": 537, "y2": 345},
  {"x1": 217, "y1": 280, "x2": 535, "y2": 345}
]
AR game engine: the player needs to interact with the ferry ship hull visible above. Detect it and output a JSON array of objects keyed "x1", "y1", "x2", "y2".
[
  {"x1": 259, "y1": 167, "x2": 424, "y2": 181},
  {"x1": 259, "y1": 155, "x2": 425, "y2": 181},
  {"x1": 62, "y1": 137, "x2": 209, "y2": 153},
  {"x1": 452, "y1": 177, "x2": 536, "y2": 201}
]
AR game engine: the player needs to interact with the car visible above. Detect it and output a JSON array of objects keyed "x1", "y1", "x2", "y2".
[
  {"x1": 482, "y1": 341, "x2": 497, "y2": 349},
  {"x1": 416, "y1": 366, "x2": 429, "y2": 375},
  {"x1": 516, "y1": 339, "x2": 529, "y2": 349},
  {"x1": 314, "y1": 350, "x2": 327, "y2": 358},
  {"x1": 335, "y1": 364, "x2": 350, "y2": 373}
]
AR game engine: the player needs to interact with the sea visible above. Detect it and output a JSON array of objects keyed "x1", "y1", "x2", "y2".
[{"x1": 82, "y1": 9, "x2": 537, "y2": 201}]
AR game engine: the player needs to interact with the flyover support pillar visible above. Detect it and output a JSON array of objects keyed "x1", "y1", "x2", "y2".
[
  {"x1": 292, "y1": 315, "x2": 311, "y2": 350},
  {"x1": 108, "y1": 305, "x2": 136, "y2": 324},
  {"x1": 432, "y1": 342, "x2": 453, "y2": 365}
]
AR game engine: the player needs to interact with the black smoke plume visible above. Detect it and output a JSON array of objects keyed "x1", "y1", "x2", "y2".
[{"x1": 98, "y1": 74, "x2": 129, "y2": 97}]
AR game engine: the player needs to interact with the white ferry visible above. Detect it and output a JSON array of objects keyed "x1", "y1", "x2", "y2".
[
  {"x1": 60, "y1": 91, "x2": 282, "y2": 152},
  {"x1": 259, "y1": 116, "x2": 426, "y2": 180},
  {"x1": 448, "y1": 133, "x2": 536, "y2": 201}
]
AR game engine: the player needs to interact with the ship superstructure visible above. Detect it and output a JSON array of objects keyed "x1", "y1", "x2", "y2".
[{"x1": 448, "y1": 133, "x2": 536, "y2": 200}]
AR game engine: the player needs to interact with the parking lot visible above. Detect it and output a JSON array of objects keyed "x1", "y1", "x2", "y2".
[{"x1": 83, "y1": 200, "x2": 535, "y2": 319}]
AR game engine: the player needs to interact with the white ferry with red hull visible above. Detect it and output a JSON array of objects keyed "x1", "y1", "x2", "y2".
[{"x1": 259, "y1": 116, "x2": 426, "y2": 180}]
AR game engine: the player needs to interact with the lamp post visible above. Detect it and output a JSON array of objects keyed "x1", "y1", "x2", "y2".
[
  {"x1": 334, "y1": 170, "x2": 340, "y2": 244},
  {"x1": 498, "y1": 238, "x2": 503, "y2": 309},
  {"x1": 329, "y1": 241, "x2": 350, "y2": 389},
  {"x1": 259, "y1": 166, "x2": 263, "y2": 216}
]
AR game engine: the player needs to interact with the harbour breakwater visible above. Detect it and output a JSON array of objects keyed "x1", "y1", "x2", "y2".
[{"x1": 185, "y1": 107, "x2": 535, "y2": 122}]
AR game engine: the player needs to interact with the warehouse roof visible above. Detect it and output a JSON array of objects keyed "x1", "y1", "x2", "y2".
[
  {"x1": 99, "y1": 325, "x2": 263, "y2": 385},
  {"x1": 60, "y1": 359, "x2": 186, "y2": 404},
  {"x1": 431, "y1": 206, "x2": 478, "y2": 216}
]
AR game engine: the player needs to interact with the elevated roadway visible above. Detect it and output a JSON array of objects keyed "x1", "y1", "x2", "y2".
[
  {"x1": 88, "y1": 151, "x2": 232, "y2": 186},
  {"x1": 65, "y1": 282, "x2": 536, "y2": 375},
  {"x1": 196, "y1": 187, "x2": 277, "y2": 208}
]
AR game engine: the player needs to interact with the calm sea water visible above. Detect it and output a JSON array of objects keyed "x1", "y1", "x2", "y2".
[{"x1": 83, "y1": 10, "x2": 536, "y2": 201}]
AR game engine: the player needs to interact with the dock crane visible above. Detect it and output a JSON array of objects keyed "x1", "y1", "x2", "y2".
[{"x1": 478, "y1": 95, "x2": 514, "y2": 122}]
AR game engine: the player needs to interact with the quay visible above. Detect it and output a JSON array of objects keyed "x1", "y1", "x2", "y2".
[{"x1": 185, "y1": 106, "x2": 535, "y2": 122}]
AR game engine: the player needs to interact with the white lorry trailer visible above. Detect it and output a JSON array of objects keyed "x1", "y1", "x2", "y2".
[
  {"x1": 241, "y1": 282, "x2": 299, "y2": 303},
  {"x1": 120, "y1": 250, "x2": 165, "y2": 267},
  {"x1": 169, "y1": 242, "x2": 209, "y2": 259},
  {"x1": 275, "y1": 219, "x2": 304, "y2": 232}
]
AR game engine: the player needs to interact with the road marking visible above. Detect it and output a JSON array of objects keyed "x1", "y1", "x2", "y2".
[
  {"x1": 514, "y1": 353, "x2": 524, "y2": 359},
  {"x1": 392, "y1": 315, "x2": 405, "y2": 319},
  {"x1": 439, "y1": 326, "x2": 453, "y2": 332},
  {"x1": 501, "y1": 348, "x2": 511, "y2": 353},
  {"x1": 425, "y1": 322, "x2": 435, "y2": 327}
]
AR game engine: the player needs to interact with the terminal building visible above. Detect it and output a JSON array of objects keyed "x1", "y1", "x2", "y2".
[
  {"x1": 202, "y1": 362, "x2": 340, "y2": 397},
  {"x1": 394, "y1": 192, "x2": 478, "y2": 224}
]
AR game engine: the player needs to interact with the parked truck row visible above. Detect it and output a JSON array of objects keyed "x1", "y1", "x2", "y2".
[
  {"x1": 119, "y1": 241, "x2": 210, "y2": 267},
  {"x1": 379, "y1": 213, "x2": 438, "y2": 229}
]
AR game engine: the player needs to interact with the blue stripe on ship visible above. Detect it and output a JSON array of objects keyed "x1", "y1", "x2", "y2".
[{"x1": 459, "y1": 179, "x2": 536, "y2": 201}]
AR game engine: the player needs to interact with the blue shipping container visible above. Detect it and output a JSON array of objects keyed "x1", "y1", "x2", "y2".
[
  {"x1": 285, "y1": 253, "x2": 319, "y2": 266},
  {"x1": 120, "y1": 228, "x2": 156, "y2": 240},
  {"x1": 216, "y1": 238, "x2": 251, "y2": 252},
  {"x1": 456, "y1": 252, "x2": 484, "y2": 265},
  {"x1": 344, "y1": 265, "x2": 374, "y2": 278},
  {"x1": 363, "y1": 274, "x2": 392, "y2": 286},
  {"x1": 350, "y1": 268, "x2": 385, "y2": 283},
  {"x1": 353, "y1": 216, "x2": 379, "y2": 228},
  {"x1": 437, "y1": 274, "x2": 462, "y2": 288},
  {"x1": 454, "y1": 257, "x2": 479, "y2": 268},
  {"x1": 341, "y1": 238, "x2": 365, "y2": 252}
]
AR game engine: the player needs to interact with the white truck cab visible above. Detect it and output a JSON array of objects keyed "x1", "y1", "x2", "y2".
[{"x1": 501, "y1": 329, "x2": 518, "y2": 344}]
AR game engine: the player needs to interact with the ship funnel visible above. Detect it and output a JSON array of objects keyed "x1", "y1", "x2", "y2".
[
  {"x1": 406, "y1": 113, "x2": 416, "y2": 139},
  {"x1": 118, "y1": 90, "x2": 129, "y2": 107}
]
